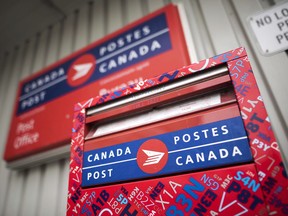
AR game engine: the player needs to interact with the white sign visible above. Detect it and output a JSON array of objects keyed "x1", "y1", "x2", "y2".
[{"x1": 248, "y1": 1, "x2": 288, "y2": 55}]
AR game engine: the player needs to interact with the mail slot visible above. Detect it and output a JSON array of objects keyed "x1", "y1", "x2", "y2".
[{"x1": 67, "y1": 47, "x2": 288, "y2": 215}]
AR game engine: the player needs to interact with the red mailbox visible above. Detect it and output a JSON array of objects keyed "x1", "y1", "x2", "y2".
[{"x1": 67, "y1": 47, "x2": 288, "y2": 215}]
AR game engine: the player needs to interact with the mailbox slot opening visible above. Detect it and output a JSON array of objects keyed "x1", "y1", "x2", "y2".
[
  {"x1": 81, "y1": 63, "x2": 252, "y2": 188},
  {"x1": 85, "y1": 64, "x2": 235, "y2": 141}
]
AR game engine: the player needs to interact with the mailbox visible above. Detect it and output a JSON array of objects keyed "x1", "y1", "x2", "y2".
[{"x1": 67, "y1": 47, "x2": 288, "y2": 215}]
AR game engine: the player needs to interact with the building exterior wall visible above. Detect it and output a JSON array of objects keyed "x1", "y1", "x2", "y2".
[{"x1": 0, "y1": 0, "x2": 287, "y2": 215}]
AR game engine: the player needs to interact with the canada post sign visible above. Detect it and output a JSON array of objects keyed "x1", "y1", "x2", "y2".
[
  {"x1": 5, "y1": 4, "x2": 190, "y2": 161},
  {"x1": 19, "y1": 14, "x2": 170, "y2": 114},
  {"x1": 82, "y1": 116, "x2": 253, "y2": 187}
]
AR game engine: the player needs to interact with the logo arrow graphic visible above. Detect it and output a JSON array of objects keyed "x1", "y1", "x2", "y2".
[
  {"x1": 72, "y1": 63, "x2": 93, "y2": 81},
  {"x1": 142, "y1": 149, "x2": 165, "y2": 166}
]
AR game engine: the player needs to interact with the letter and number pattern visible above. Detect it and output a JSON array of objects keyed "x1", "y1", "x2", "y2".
[{"x1": 68, "y1": 47, "x2": 288, "y2": 215}]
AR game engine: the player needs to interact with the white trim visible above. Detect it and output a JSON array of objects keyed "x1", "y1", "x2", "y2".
[
  {"x1": 96, "y1": 28, "x2": 170, "y2": 64},
  {"x1": 82, "y1": 136, "x2": 248, "y2": 170},
  {"x1": 19, "y1": 75, "x2": 67, "y2": 101},
  {"x1": 176, "y1": 3, "x2": 198, "y2": 63}
]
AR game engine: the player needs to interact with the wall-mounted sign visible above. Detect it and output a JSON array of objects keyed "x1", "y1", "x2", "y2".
[
  {"x1": 248, "y1": 1, "x2": 288, "y2": 55},
  {"x1": 4, "y1": 4, "x2": 191, "y2": 162}
]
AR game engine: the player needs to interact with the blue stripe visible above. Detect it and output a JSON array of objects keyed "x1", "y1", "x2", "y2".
[
  {"x1": 17, "y1": 13, "x2": 171, "y2": 115},
  {"x1": 82, "y1": 116, "x2": 252, "y2": 187}
]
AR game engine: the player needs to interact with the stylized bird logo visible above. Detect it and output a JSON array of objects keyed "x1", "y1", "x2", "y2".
[
  {"x1": 72, "y1": 63, "x2": 93, "y2": 80},
  {"x1": 142, "y1": 149, "x2": 165, "y2": 166}
]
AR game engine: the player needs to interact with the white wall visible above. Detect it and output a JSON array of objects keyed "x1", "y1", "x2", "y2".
[{"x1": 0, "y1": 0, "x2": 287, "y2": 215}]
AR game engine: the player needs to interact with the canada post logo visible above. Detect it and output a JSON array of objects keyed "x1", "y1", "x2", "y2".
[
  {"x1": 137, "y1": 139, "x2": 168, "y2": 174},
  {"x1": 67, "y1": 54, "x2": 96, "y2": 87},
  {"x1": 17, "y1": 13, "x2": 171, "y2": 115},
  {"x1": 81, "y1": 116, "x2": 253, "y2": 187}
]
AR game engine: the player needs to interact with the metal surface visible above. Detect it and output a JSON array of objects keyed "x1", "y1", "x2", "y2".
[{"x1": 87, "y1": 65, "x2": 228, "y2": 115}]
